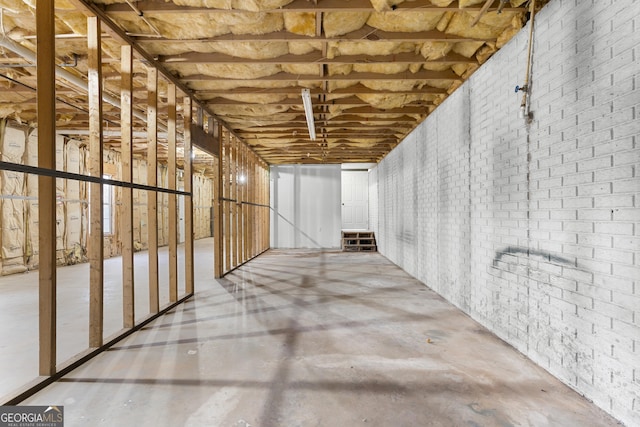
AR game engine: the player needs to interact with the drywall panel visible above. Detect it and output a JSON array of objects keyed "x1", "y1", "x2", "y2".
[{"x1": 270, "y1": 164, "x2": 341, "y2": 248}]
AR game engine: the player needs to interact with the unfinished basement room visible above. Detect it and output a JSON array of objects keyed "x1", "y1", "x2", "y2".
[{"x1": 0, "y1": 0, "x2": 637, "y2": 425}]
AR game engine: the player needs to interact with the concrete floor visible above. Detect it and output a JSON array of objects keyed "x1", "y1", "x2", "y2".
[
  {"x1": 0, "y1": 241, "x2": 189, "y2": 399},
  {"x1": 18, "y1": 248, "x2": 619, "y2": 426}
]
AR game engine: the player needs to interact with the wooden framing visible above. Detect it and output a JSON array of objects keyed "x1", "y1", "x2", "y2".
[
  {"x1": 168, "y1": 84, "x2": 178, "y2": 302},
  {"x1": 87, "y1": 16, "x2": 104, "y2": 347},
  {"x1": 224, "y1": 132, "x2": 231, "y2": 272},
  {"x1": 231, "y1": 135, "x2": 237, "y2": 269},
  {"x1": 243, "y1": 145, "x2": 249, "y2": 263},
  {"x1": 120, "y1": 44, "x2": 135, "y2": 328},
  {"x1": 249, "y1": 150, "x2": 255, "y2": 259},
  {"x1": 184, "y1": 96, "x2": 194, "y2": 294},
  {"x1": 36, "y1": 0, "x2": 57, "y2": 376},
  {"x1": 255, "y1": 160, "x2": 260, "y2": 257},
  {"x1": 147, "y1": 67, "x2": 159, "y2": 314},
  {"x1": 263, "y1": 163, "x2": 269, "y2": 252},
  {"x1": 187, "y1": 121, "x2": 270, "y2": 278},
  {"x1": 214, "y1": 121, "x2": 224, "y2": 278}
]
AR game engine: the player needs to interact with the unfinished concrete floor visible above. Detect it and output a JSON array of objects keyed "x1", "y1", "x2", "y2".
[
  {"x1": 21, "y1": 249, "x2": 619, "y2": 426},
  {"x1": 0, "y1": 241, "x2": 190, "y2": 399}
]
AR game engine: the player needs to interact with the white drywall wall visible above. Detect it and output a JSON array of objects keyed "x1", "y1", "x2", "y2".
[{"x1": 270, "y1": 164, "x2": 342, "y2": 248}]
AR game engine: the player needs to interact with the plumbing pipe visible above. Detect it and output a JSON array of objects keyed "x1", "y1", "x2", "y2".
[
  {"x1": 56, "y1": 129, "x2": 169, "y2": 139},
  {"x1": 0, "y1": 34, "x2": 162, "y2": 129},
  {"x1": 471, "y1": 0, "x2": 493, "y2": 27},
  {"x1": 124, "y1": 0, "x2": 163, "y2": 38},
  {"x1": 497, "y1": 0, "x2": 509, "y2": 14},
  {"x1": 520, "y1": 0, "x2": 536, "y2": 118}
]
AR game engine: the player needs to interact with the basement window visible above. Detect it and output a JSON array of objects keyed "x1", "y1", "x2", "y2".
[{"x1": 103, "y1": 175, "x2": 113, "y2": 235}]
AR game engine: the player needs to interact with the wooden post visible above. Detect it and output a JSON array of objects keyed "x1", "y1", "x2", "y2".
[
  {"x1": 36, "y1": 0, "x2": 57, "y2": 376},
  {"x1": 184, "y1": 96, "x2": 194, "y2": 294},
  {"x1": 258, "y1": 162, "x2": 262, "y2": 254},
  {"x1": 168, "y1": 84, "x2": 178, "y2": 302},
  {"x1": 260, "y1": 163, "x2": 264, "y2": 254},
  {"x1": 237, "y1": 142, "x2": 243, "y2": 265},
  {"x1": 237, "y1": 140, "x2": 243, "y2": 265},
  {"x1": 147, "y1": 67, "x2": 159, "y2": 314},
  {"x1": 121, "y1": 44, "x2": 135, "y2": 328},
  {"x1": 251, "y1": 155, "x2": 262, "y2": 257},
  {"x1": 260, "y1": 162, "x2": 270, "y2": 252},
  {"x1": 231, "y1": 136, "x2": 237, "y2": 269},
  {"x1": 214, "y1": 122, "x2": 224, "y2": 278},
  {"x1": 243, "y1": 145, "x2": 249, "y2": 263},
  {"x1": 224, "y1": 132, "x2": 231, "y2": 273},
  {"x1": 247, "y1": 150, "x2": 253, "y2": 260},
  {"x1": 87, "y1": 16, "x2": 104, "y2": 347}
]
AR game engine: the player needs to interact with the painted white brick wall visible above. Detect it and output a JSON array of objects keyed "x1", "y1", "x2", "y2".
[{"x1": 370, "y1": 0, "x2": 640, "y2": 425}]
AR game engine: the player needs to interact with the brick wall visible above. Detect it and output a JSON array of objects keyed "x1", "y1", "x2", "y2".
[{"x1": 370, "y1": 0, "x2": 639, "y2": 425}]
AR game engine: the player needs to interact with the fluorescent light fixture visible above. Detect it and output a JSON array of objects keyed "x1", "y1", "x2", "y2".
[{"x1": 301, "y1": 88, "x2": 316, "y2": 141}]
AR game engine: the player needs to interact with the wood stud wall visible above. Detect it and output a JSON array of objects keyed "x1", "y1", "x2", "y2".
[
  {"x1": 13, "y1": 1, "x2": 270, "y2": 397},
  {"x1": 214, "y1": 127, "x2": 270, "y2": 278}
]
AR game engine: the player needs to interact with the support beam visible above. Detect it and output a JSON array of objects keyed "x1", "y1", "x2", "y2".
[
  {"x1": 36, "y1": 0, "x2": 57, "y2": 376},
  {"x1": 120, "y1": 44, "x2": 135, "y2": 328},
  {"x1": 147, "y1": 67, "x2": 159, "y2": 314},
  {"x1": 159, "y1": 51, "x2": 477, "y2": 66},
  {"x1": 104, "y1": 0, "x2": 525, "y2": 14},
  {"x1": 135, "y1": 26, "x2": 486, "y2": 43},
  {"x1": 180, "y1": 69, "x2": 460, "y2": 82},
  {"x1": 87, "y1": 16, "x2": 104, "y2": 348},
  {"x1": 184, "y1": 96, "x2": 194, "y2": 294},
  {"x1": 168, "y1": 84, "x2": 178, "y2": 302}
]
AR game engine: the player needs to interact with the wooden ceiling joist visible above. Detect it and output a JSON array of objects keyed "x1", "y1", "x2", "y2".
[
  {"x1": 0, "y1": 0, "x2": 537, "y2": 165},
  {"x1": 194, "y1": 84, "x2": 447, "y2": 96},
  {"x1": 103, "y1": 0, "x2": 525, "y2": 14},
  {"x1": 203, "y1": 95, "x2": 434, "y2": 106},
  {"x1": 180, "y1": 69, "x2": 461, "y2": 82},
  {"x1": 160, "y1": 51, "x2": 478, "y2": 65},
  {"x1": 135, "y1": 27, "x2": 491, "y2": 43}
]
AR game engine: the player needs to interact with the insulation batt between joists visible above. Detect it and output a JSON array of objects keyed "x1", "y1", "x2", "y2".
[
  {"x1": 0, "y1": 122, "x2": 217, "y2": 276},
  {"x1": 64, "y1": 140, "x2": 83, "y2": 264},
  {"x1": 25, "y1": 129, "x2": 38, "y2": 269},
  {"x1": 0, "y1": 125, "x2": 26, "y2": 274}
]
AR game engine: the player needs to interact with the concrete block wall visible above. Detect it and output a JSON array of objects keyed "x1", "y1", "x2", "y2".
[{"x1": 370, "y1": 0, "x2": 639, "y2": 425}]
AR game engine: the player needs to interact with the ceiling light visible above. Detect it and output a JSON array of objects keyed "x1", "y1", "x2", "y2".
[{"x1": 301, "y1": 88, "x2": 316, "y2": 141}]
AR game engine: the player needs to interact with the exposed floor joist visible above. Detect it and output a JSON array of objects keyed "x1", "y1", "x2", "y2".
[{"x1": 0, "y1": 0, "x2": 543, "y2": 164}]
